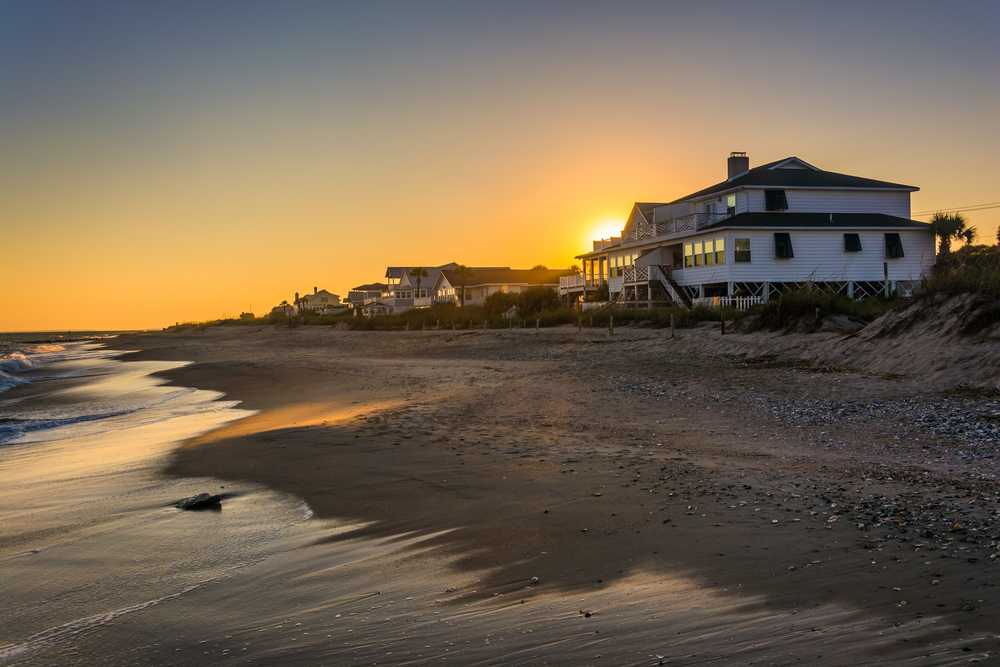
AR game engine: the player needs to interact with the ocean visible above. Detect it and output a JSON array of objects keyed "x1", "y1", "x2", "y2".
[{"x1": 0, "y1": 336, "x2": 968, "y2": 665}]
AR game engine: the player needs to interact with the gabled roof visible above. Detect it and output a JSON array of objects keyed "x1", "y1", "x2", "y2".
[
  {"x1": 671, "y1": 157, "x2": 917, "y2": 204},
  {"x1": 350, "y1": 283, "x2": 387, "y2": 292},
  {"x1": 627, "y1": 202, "x2": 667, "y2": 228},
  {"x1": 438, "y1": 268, "x2": 575, "y2": 289},
  {"x1": 701, "y1": 212, "x2": 931, "y2": 230}
]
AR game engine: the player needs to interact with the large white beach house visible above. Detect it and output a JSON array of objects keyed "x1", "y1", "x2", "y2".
[{"x1": 565, "y1": 153, "x2": 935, "y2": 307}]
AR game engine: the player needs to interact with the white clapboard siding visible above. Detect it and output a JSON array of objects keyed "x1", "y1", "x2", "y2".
[
  {"x1": 671, "y1": 229, "x2": 933, "y2": 285},
  {"x1": 743, "y1": 189, "x2": 910, "y2": 216}
]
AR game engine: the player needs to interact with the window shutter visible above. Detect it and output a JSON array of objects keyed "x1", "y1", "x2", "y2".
[
  {"x1": 885, "y1": 233, "x2": 904, "y2": 258},
  {"x1": 844, "y1": 233, "x2": 862, "y2": 252},
  {"x1": 774, "y1": 232, "x2": 794, "y2": 258}
]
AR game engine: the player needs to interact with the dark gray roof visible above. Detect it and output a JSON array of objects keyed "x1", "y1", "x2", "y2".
[
  {"x1": 670, "y1": 157, "x2": 917, "y2": 204},
  {"x1": 702, "y1": 212, "x2": 931, "y2": 230}
]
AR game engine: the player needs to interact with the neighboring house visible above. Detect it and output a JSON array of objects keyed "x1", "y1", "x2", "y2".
[
  {"x1": 298, "y1": 288, "x2": 348, "y2": 314},
  {"x1": 568, "y1": 152, "x2": 935, "y2": 307},
  {"x1": 347, "y1": 283, "x2": 388, "y2": 314},
  {"x1": 434, "y1": 267, "x2": 575, "y2": 306},
  {"x1": 383, "y1": 264, "x2": 512, "y2": 311},
  {"x1": 270, "y1": 304, "x2": 296, "y2": 317}
]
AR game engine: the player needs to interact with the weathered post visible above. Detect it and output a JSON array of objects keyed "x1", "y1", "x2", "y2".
[
  {"x1": 406, "y1": 320, "x2": 409, "y2": 332},
  {"x1": 452, "y1": 322, "x2": 455, "y2": 331},
  {"x1": 884, "y1": 261, "x2": 889, "y2": 299},
  {"x1": 483, "y1": 320, "x2": 487, "y2": 331},
  {"x1": 436, "y1": 319, "x2": 440, "y2": 331},
  {"x1": 422, "y1": 322, "x2": 426, "y2": 331},
  {"x1": 536, "y1": 318, "x2": 540, "y2": 330},
  {"x1": 816, "y1": 307, "x2": 821, "y2": 324},
  {"x1": 589, "y1": 316, "x2": 593, "y2": 328},
  {"x1": 670, "y1": 313, "x2": 675, "y2": 339},
  {"x1": 578, "y1": 317, "x2": 581, "y2": 333},
  {"x1": 469, "y1": 319, "x2": 473, "y2": 329},
  {"x1": 720, "y1": 311, "x2": 725, "y2": 336},
  {"x1": 609, "y1": 315, "x2": 614, "y2": 336}
]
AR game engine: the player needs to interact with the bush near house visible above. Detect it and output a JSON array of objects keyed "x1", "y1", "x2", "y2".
[{"x1": 742, "y1": 286, "x2": 897, "y2": 333}]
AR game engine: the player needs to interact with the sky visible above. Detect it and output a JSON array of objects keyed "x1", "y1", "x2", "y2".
[{"x1": 1, "y1": 0, "x2": 997, "y2": 331}]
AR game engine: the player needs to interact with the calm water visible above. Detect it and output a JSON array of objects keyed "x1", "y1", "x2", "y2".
[{"x1": 0, "y1": 340, "x2": 969, "y2": 665}]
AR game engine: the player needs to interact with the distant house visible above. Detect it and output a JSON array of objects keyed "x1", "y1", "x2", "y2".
[
  {"x1": 298, "y1": 288, "x2": 348, "y2": 314},
  {"x1": 347, "y1": 283, "x2": 388, "y2": 314},
  {"x1": 382, "y1": 263, "x2": 512, "y2": 311},
  {"x1": 434, "y1": 267, "x2": 574, "y2": 306},
  {"x1": 567, "y1": 153, "x2": 935, "y2": 308}
]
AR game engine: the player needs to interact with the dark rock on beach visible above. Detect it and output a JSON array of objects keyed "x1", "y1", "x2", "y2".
[{"x1": 176, "y1": 493, "x2": 222, "y2": 510}]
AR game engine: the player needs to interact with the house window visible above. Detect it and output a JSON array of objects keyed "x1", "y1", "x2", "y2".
[
  {"x1": 774, "y1": 233, "x2": 794, "y2": 259},
  {"x1": 420, "y1": 289, "x2": 427, "y2": 298},
  {"x1": 885, "y1": 233, "x2": 904, "y2": 258},
  {"x1": 694, "y1": 242, "x2": 703, "y2": 266},
  {"x1": 844, "y1": 233, "x2": 862, "y2": 252},
  {"x1": 684, "y1": 244, "x2": 693, "y2": 267},
  {"x1": 734, "y1": 238, "x2": 751, "y2": 262},
  {"x1": 727, "y1": 195, "x2": 736, "y2": 216},
  {"x1": 765, "y1": 190, "x2": 789, "y2": 211},
  {"x1": 714, "y1": 238, "x2": 725, "y2": 264},
  {"x1": 704, "y1": 240, "x2": 715, "y2": 265}
]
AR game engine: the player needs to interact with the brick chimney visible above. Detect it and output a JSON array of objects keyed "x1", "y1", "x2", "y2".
[{"x1": 728, "y1": 152, "x2": 749, "y2": 179}]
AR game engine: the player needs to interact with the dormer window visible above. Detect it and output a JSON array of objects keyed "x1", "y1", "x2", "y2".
[
  {"x1": 727, "y1": 195, "x2": 736, "y2": 216},
  {"x1": 765, "y1": 190, "x2": 789, "y2": 211}
]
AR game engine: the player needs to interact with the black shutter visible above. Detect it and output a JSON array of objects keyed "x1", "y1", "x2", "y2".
[
  {"x1": 774, "y1": 232, "x2": 794, "y2": 258},
  {"x1": 885, "y1": 233, "x2": 904, "y2": 258},
  {"x1": 844, "y1": 233, "x2": 862, "y2": 252}
]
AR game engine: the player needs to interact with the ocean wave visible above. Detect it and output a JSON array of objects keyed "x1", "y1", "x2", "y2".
[
  {"x1": 0, "y1": 353, "x2": 35, "y2": 373},
  {"x1": 0, "y1": 369, "x2": 29, "y2": 395}
]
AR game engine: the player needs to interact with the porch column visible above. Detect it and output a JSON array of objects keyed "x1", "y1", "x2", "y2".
[
  {"x1": 847, "y1": 281, "x2": 854, "y2": 299},
  {"x1": 762, "y1": 282, "x2": 770, "y2": 302}
]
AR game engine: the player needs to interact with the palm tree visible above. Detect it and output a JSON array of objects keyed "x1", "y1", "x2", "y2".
[
  {"x1": 930, "y1": 212, "x2": 976, "y2": 265},
  {"x1": 452, "y1": 264, "x2": 475, "y2": 307},
  {"x1": 409, "y1": 266, "x2": 429, "y2": 302}
]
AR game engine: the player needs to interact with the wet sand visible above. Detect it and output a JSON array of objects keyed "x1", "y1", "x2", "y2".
[{"x1": 106, "y1": 324, "x2": 1000, "y2": 663}]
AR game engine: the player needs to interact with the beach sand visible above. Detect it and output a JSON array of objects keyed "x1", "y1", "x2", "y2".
[{"x1": 106, "y1": 322, "x2": 1000, "y2": 663}]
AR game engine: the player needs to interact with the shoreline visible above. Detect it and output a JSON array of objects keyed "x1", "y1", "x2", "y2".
[{"x1": 104, "y1": 324, "x2": 1000, "y2": 661}]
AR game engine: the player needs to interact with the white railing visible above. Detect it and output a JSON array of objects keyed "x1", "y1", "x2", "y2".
[
  {"x1": 560, "y1": 275, "x2": 605, "y2": 289},
  {"x1": 560, "y1": 275, "x2": 586, "y2": 289},
  {"x1": 621, "y1": 212, "x2": 732, "y2": 244},
  {"x1": 691, "y1": 296, "x2": 761, "y2": 310},
  {"x1": 413, "y1": 296, "x2": 432, "y2": 308}
]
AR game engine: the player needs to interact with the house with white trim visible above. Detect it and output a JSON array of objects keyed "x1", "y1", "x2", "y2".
[
  {"x1": 566, "y1": 153, "x2": 935, "y2": 307},
  {"x1": 435, "y1": 267, "x2": 575, "y2": 306}
]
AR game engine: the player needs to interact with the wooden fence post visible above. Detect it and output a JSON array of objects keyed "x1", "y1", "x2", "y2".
[
  {"x1": 535, "y1": 318, "x2": 540, "y2": 330},
  {"x1": 670, "y1": 313, "x2": 675, "y2": 339},
  {"x1": 609, "y1": 315, "x2": 614, "y2": 336}
]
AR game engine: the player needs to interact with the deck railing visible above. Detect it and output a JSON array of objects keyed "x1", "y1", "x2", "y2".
[
  {"x1": 621, "y1": 212, "x2": 732, "y2": 244},
  {"x1": 691, "y1": 296, "x2": 762, "y2": 311}
]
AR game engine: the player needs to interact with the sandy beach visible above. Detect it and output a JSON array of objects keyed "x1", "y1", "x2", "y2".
[{"x1": 104, "y1": 321, "x2": 1000, "y2": 663}]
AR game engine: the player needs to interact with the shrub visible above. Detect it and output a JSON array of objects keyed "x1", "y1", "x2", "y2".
[
  {"x1": 517, "y1": 286, "x2": 559, "y2": 315},
  {"x1": 743, "y1": 285, "x2": 896, "y2": 333}
]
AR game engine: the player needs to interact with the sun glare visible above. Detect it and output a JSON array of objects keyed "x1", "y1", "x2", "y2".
[{"x1": 591, "y1": 219, "x2": 625, "y2": 242}]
